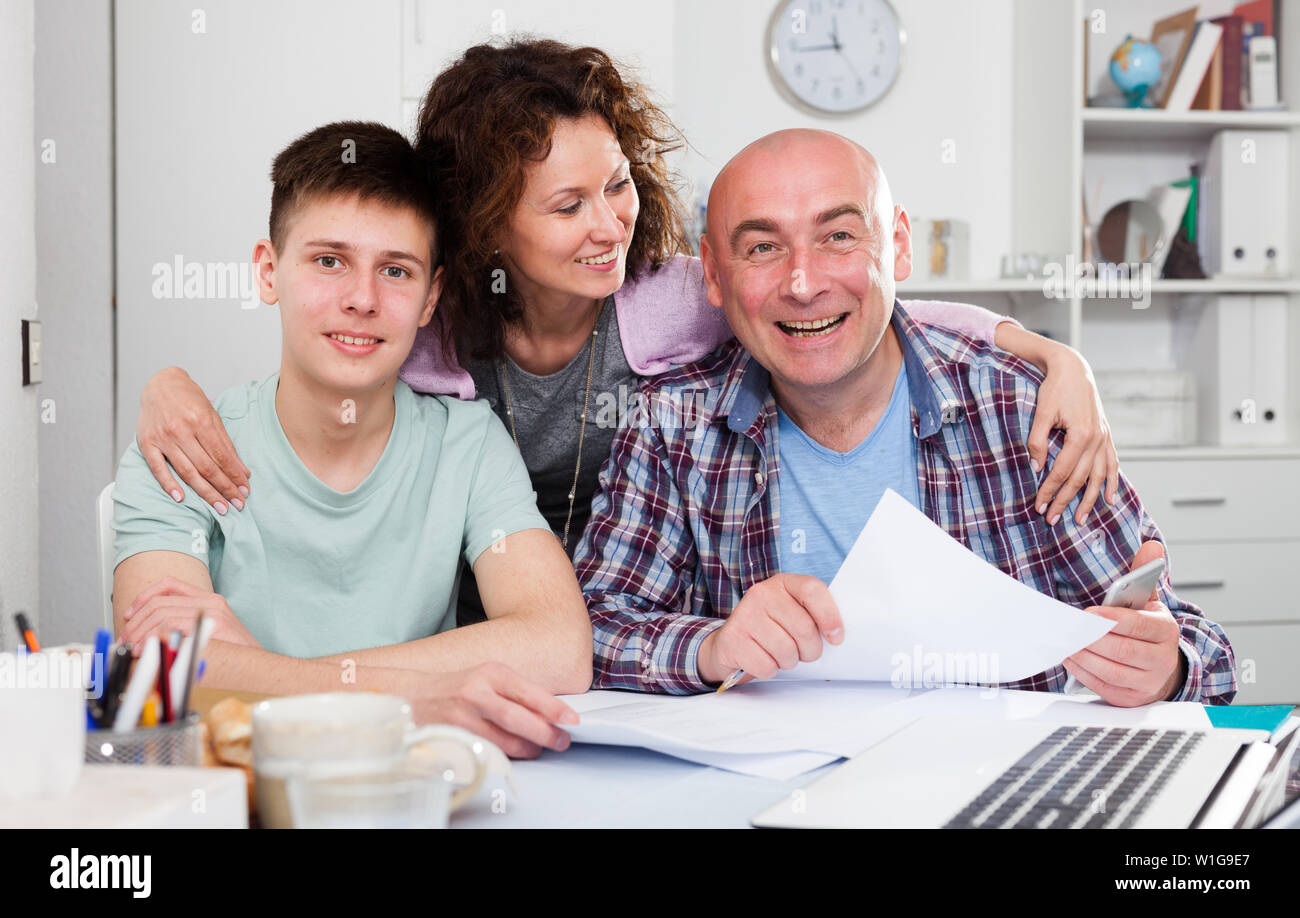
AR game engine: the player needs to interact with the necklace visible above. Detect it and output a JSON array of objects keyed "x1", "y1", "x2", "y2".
[{"x1": 500, "y1": 299, "x2": 604, "y2": 550}]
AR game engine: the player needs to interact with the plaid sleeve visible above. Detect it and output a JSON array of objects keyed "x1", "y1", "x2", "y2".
[
  {"x1": 1009, "y1": 381, "x2": 1237, "y2": 705},
  {"x1": 572, "y1": 417, "x2": 724, "y2": 695}
]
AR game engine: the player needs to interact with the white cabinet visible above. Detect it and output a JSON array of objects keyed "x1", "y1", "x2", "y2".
[
  {"x1": 1124, "y1": 456, "x2": 1300, "y2": 703},
  {"x1": 1215, "y1": 623, "x2": 1300, "y2": 706},
  {"x1": 1121, "y1": 457, "x2": 1300, "y2": 542}
]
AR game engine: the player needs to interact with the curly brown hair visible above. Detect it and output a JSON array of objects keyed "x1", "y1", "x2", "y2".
[{"x1": 415, "y1": 37, "x2": 691, "y2": 362}]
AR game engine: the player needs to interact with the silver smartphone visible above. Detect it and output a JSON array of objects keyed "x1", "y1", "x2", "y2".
[
  {"x1": 1102, "y1": 557, "x2": 1167, "y2": 610},
  {"x1": 1062, "y1": 557, "x2": 1167, "y2": 694}
]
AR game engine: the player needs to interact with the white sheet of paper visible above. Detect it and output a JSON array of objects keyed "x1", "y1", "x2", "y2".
[
  {"x1": 898, "y1": 685, "x2": 1213, "y2": 730},
  {"x1": 638, "y1": 745, "x2": 841, "y2": 780},
  {"x1": 778, "y1": 489, "x2": 1115, "y2": 684},
  {"x1": 560, "y1": 682, "x2": 922, "y2": 757}
]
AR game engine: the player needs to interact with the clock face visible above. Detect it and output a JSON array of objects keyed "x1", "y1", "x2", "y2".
[{"x1": 767, "y1": 0, "x2": 905, "y2": 115}]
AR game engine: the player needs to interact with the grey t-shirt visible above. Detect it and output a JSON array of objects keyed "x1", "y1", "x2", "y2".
[{"x1": 458, "y1": 298, "x2": 637, "y2": 624}]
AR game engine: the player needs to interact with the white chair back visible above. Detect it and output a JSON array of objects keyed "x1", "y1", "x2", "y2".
[{"x1": 96, "y1": 482, "x2": 116, "y2": 633}]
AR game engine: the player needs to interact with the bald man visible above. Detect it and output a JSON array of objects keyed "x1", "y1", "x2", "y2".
[{"x1": 572, "y1": 129, "x2": 1236, "y2": 706}]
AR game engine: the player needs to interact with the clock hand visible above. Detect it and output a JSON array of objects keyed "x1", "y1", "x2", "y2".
[
  {"x1": 830, "y1": 14, "x2": 841, "y2": 51},
  {"x1": 793, "y1": 42, "x2": 839, "y2": 52},
  {"x1": 836, "y1": 45, "x2": 865, "y2": 84}
]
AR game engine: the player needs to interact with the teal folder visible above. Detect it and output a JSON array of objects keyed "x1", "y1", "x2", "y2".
[{"x1": 1204, "y1": 704, "x2": 1295, "y2": 733}]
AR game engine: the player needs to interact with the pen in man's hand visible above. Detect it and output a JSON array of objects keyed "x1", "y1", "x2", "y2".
[{"x1": 716, "y1": 668, "x2": 746, "y2": 694}]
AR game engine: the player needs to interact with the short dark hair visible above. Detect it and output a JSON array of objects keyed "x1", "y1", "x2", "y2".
[{"x1": 268, "y1": 120, "x2": 438, "y2": 264}]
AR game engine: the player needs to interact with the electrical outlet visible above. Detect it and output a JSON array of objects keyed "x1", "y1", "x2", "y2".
[{"x1": 21, "y1": 319, "x2": 41, "y2": 385}]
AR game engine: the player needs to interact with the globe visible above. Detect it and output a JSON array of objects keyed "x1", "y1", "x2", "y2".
[{"x1": 1109, "y1": 36, "x2": 1163, "y2": 108}]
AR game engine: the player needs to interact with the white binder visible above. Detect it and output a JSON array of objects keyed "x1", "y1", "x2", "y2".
[
  {"x1": 1187, "y1": 294, "x2": 1288, "y2": 445},
  {"x1": 1201, "y1": 130, "x2": 1289, "y2": 277}
]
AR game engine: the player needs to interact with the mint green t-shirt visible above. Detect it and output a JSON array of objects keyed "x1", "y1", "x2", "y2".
[{"x1": 112, "y1": 375, "x2": 548, "y2": 658}]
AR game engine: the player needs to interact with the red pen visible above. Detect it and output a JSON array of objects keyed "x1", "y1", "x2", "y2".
[{"x1": 158, "y1": 643, "x2": 176, "y2": 723}]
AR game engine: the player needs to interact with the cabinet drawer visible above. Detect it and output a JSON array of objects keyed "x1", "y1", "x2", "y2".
[
  {"x1": 1219, "y1": 622, "x2": 1300, "y2": 705},
  {"x1": 1121, "y1": 459, "x2": 1300, "y2": 542},
  {"x1": 1166, "y1": 541, "x2": 1300, "y2": 624}
]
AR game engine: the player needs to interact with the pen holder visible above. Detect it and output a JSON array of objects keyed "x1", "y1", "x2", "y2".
[{"x1": 84, "y1": 714, "x2": 203, "y2": 767}]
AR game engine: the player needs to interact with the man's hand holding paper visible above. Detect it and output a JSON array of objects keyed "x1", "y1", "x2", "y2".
[
  {"x1": 763, "y1": 489, "x2": 1116, "y2": 687},
  {"x1": 697, "y1": 574, "x2": 845, "y2": 685}
]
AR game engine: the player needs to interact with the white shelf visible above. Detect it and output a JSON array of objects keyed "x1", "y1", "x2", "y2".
[
  {"x1": 1082, "y1": 108, "x2": 1300, "y2": 141},
  {"x1": 1070, "y1": 278, "x2": 1300, "y2": 299},
  {"x1": 904, "y1": 277, "x2": 1300, "y2": 299},
  {"x1": 1149, "y1": 278, "x2": 1300, "y2": 293},
  {"x1": 898, "y1": 278, "x2": 1051, "y2": 293},
  {"x1": 1120, "y1": 444, "x2": 1300, "y2": 462}
]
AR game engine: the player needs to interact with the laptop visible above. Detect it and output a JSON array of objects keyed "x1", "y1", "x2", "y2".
[{"x1": 752, "y1": 715, "x2": 1291, "y2": 829}]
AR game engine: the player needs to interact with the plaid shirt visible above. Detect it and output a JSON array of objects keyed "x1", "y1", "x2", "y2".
[{"x1": 573, "y1": 301, "x2": 1237, "y2": 703}]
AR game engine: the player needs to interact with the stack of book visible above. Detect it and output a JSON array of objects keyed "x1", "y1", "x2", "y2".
[{"x1": 1147, "y1": 2, "x2": 1282, "y2": 112}]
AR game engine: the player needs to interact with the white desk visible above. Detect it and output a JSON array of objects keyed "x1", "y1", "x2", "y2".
[
  {"x1": 2, "y1": 765, "x2": 248, "y2": 828},
  {"x1": 451, "y1": 744, "x2": 837, "y2": 829}
]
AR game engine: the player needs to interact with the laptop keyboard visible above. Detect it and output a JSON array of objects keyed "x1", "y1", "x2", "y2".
[{"x1": 943, "y1": 725, "x2": 1204, "y2": 829}]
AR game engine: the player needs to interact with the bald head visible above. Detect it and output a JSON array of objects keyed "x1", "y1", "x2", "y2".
[
  {"x1": 696, "y1": 128, "x2": 913, "y2": 409},
  {"x1": 707, "y1": 129, "x2": 894, "y2": 244}
]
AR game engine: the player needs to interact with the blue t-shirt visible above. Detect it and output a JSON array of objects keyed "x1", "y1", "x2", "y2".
[{"x1": 776, "y1": 363, "x2": 922, "y2": 583}]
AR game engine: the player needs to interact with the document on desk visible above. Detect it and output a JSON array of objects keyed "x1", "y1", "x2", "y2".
[
  {"x1": 774, "y1": 488, "x2": 1115, "y2": 684},
  {"x1": 559, "y1": 682, "x2": 923, "y2": 778}
]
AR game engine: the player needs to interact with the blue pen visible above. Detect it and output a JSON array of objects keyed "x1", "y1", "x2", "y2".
[
  {"x1": 90, "y1": 629, "x2": 110, "y2": 701},
  {"x1": 86, "y1": 628, "x2": 112, "y2": 727}
]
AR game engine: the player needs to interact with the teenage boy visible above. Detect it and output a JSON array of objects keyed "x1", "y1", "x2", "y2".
[{"x1": 113, "y1": 122, "x2": 588, "y2": 756}]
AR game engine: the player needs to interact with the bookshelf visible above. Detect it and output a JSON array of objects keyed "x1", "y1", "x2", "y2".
[
  {"x1": 1080, "y1": 107, "x2": 1300, "y2": 140},
  {"x1": 907, "y1": 3, "x2": 1300, "y2": 703},
  {"x1": 1064, "y1": 1, "x2": 1300, "y2": 704}
]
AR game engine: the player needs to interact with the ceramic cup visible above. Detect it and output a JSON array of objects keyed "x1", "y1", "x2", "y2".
[{"x1": 252, "y1": 692, "x2": 488, "y2": 829}]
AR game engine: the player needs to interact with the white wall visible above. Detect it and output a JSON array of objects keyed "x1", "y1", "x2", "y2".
[
  {"x1": 404, "y1": 0, "x2": 1020, "y2": 278},
  {"x1": 672, "y1": 0, "x2": 1016, "y2": 278},
  {"x1": 114, "y1": 0, "x2": 405, "y2": 454},
  {"x1": 113, "y1": 0, "x2": 1027, "y2": 451},
  {"x1": 400, "y1": 0, "x2": 676, "y2": 118},
  {"x1": 35, "y1": 0, "x2": 115, "y2": 645},
  {"x1": 0, "y1": 0, "x2": 39, "y2": 648}
]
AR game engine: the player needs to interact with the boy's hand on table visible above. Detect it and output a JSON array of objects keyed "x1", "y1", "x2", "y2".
[{"x1": 411, "y1": 662, "x2": 579, "y2": 760}]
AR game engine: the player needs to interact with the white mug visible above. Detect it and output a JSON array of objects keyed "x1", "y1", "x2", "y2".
[{"x1": 252, "y1": 692, "x2": 489, "y2": 829}]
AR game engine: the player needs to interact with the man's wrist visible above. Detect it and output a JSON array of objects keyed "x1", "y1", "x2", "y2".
[
  {"x1": 696, "y1": 630, "x2": 723, "y2": 685},
  {"x1": 1161, "y1": 651, "x2": 1190, "y2": 701}
]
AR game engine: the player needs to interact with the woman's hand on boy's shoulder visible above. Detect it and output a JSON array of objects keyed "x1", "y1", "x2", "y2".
[{"x1": 137, "y1": 366, "x2": 251, "y2": 514}]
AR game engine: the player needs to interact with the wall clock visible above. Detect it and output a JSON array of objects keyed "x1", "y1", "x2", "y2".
[{"x1": 766, "y1": 0, "x2": 906, "y2": 115}]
